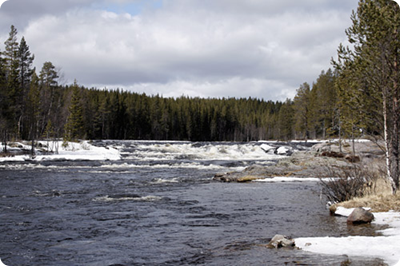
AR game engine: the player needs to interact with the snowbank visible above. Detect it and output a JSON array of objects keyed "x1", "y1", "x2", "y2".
[
  {"x1": 296, "y1": 207, "x2": 400, "y2": 265},
  {"x1": 0, "y1": 141, "x2": 120, "y2": 162},
  {"x1": 254, "y1": 177, "x2": 338, "y2": 183}
]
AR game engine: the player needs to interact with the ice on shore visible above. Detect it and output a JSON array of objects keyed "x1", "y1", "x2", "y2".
[
  {"x1": 296, "y1": 207, "x2": 400, "y2": 265},
  {"x1": 0, "y1": 141, "x2": 120, "y2": 162}
]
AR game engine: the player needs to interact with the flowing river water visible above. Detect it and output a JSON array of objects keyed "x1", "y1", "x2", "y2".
[{"x1": 0, "y1": 141, "x2": 386, "y2": 265}]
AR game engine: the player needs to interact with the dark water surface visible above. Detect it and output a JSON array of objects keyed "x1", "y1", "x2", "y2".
[{"x1": 0, "y1": 141, "x2": 386, "y2": 265}]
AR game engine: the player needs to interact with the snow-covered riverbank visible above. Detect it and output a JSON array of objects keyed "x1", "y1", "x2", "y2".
[
  {"x1": 0, "y1": 141, "x2": 120, "y2": 162},
  {"x1": 296, "y1": 207, "x2": 400, "y2": 266}
]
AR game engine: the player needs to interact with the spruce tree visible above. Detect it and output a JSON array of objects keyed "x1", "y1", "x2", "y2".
[
  {"x1": 278, "y1": 99, "x2": 294, "y2": 141},
  {"x1": 39, "y1": 61, "x2": 59, "y2": 136},
  {"x1": 0, "y1": 50, "x2": 11, "y2": 152},
  {"x1": 3, "y1": 25, "x2": 18, "y2": 71},
  {"x1": 18, "y1": 37, "x2": 35, "y2": 139},
  {"x1": 293, "y1": 82, "x2": 311, "y2": 140},
  {"x1": 26, "y1": 72, "x2": 40, "y2": 155},
  {"x1": 18, "y1": 37, "x2": 34, "y2": 93},
  {"x1": 64, "y1": 82, "x2": 84, "y2": 141},
  {"x1": 3, "y1": 25, "x2": 20, "y2": 138}
]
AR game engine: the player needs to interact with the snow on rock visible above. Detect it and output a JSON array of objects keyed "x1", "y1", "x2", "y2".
[
  {"x1": 296, "y1": 207, "x2": 400, "y2": 265},
  {"x1": 260, "y1": 144, "x2": 275, "y2": 153},
  {"x1": 276, "y1": 146, "x2": 293, "y2": 155}
]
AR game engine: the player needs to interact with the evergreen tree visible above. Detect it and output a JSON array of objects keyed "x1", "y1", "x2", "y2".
[
  {"x1": 39, "y1": 61, "x2": 59, "y2": 136},
  {"x1": 277, "y1": 99, "x2": 294, "y2": 141},
  {"x1": 18, "y1": 37, "x2": 34, "y2": 93},
  {"x1": 3, "y1": 25, "x2": 20, "y2": 138},
  {"x1": 64, "y1": 82, "x2": 84, "y2": 141},
  {"x1": 0, "y1": 50, "x2": 11, "y2": 152},
  {"x1": 18, "y1": 37, "x2": 35, "y2": 139},
  {"x1": 313, "y1": 69, "x2": 338, "y2": 138},
  {"x1": 293, "y1": 82, "x2": 311, "y2": 140},
  {"x1": 3, "y1": 25, "x2": 19, "y2": 71},
  {"x1": 26, "y1": 71, "x2": 40, "y2": 155}
]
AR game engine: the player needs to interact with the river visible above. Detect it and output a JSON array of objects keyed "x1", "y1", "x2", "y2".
[{"x1": 0, "y1": 141, "x2": 386, "y2": 265}]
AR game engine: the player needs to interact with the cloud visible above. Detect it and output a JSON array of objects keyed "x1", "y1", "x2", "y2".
[
  {"x1": 0, "y1": 0, "x2": 359, "y2": 100},
  {"x1": 90, "y1": 77, "x2": 294, "y2": 101}
]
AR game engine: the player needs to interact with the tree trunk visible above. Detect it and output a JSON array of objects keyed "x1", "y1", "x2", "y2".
[
  {"x1": 383, "y1": 86, "x2": 397, "y2": 194},
  {"x1": 338, "y1": 109, "x2": 342, "y2": 153},
  {"x1": 386, "y1": 40, "x2": 400, "y2": 194},
  {"x1": 3, "y1": 130, "x2": 7, "y2": 154},
  {"x1": 31, "y1": 138, "x2": 35, "y2": 157},
  {"x1": 390, "y1": 53, "x2": 400, "y2": 192}
]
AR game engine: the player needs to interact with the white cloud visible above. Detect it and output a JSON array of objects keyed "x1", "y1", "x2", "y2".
[{"x1": 0, "y1": 0, "x2": 359, "y2": 100}]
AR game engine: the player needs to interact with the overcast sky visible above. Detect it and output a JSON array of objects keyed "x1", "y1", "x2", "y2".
[{"x1": 0, "y1": 0, "x2": 362, "y2": 101}]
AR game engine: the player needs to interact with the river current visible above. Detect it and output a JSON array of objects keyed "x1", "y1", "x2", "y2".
[{"x1": 0, "y1": 141, "x2": 386, "y2": 265}]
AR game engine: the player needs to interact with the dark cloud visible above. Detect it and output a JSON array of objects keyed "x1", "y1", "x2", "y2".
[{"x1": 0, "y1": 0, "x2": 97, "y2": 34}]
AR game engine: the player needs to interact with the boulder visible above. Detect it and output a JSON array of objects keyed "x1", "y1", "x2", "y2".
[
  {"x1": 213, "y1": 172, "x2": 240, "y2": 182},
  {"x1": 347, "y1": 207, "x2": 374, "y2": 224},
  {"x1": 260, "y1": 144, "x2": 275, "y2": 153},
  {"x1": 345, "y1": 154, "x2": 361, "y2": 163},
  {"x1": 266, "y1": 234, "x2": 295, "y2": 249}
]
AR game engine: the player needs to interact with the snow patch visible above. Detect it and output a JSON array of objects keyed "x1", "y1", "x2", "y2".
[
  {"x1": 254, "y1": 177, "x2": 331, "y2": 183},
  {"x1": 0, "y1": 141, "x2": 120, "y2": 162},
  {"x1": 296, "y1": 207, "x2": 400, "y2": 265}
]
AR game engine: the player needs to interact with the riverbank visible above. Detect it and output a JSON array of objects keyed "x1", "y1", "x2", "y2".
[{"x1": 214, "y1": 139, "x2": 385, "y2": 182}]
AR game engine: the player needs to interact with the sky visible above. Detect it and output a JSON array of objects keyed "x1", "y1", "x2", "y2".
[{"x1": 0, "y1": 0, "x2": 367, "y2": 101}]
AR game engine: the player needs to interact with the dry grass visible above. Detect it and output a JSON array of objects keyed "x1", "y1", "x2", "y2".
[
  {"x1": 324, "y1": 155, "x2": 400, "y2": 212},
  {"x1": 236, "y1": 176, "x2": 261, "y2": 183},
  {"x1": 336, "y1": 178, "x2": 400, "y2": 212}
]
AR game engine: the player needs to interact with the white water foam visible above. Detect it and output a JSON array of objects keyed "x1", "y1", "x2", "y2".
[
  {"x1": 122, "y1": 141, "x2": 286, "y2": 161},
  {"x1": 99, "y1": 162, "x2": 232, "y2": 170},
  {"x1": 151, "y1": 178, "x2": 180, "y2": 184},
  {"x1": 93, "y1": 195, "x2": 163, "y2": 202}
]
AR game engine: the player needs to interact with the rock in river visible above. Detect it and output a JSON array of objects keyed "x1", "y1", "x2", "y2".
[
  {"x1": 347, "y1": 207, "x2": 374, "y2": 224},
  {"x1": 266, "y1": 234, "x2": 295, "y2": 249}
]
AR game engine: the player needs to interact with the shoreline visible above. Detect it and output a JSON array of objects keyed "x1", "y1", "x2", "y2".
[
  {"x1": 213, "y1": 140, "x2": 381, "y2": 182},
  {"x1": 296, "y1": 207, "x2": 400, "y2": 266}
]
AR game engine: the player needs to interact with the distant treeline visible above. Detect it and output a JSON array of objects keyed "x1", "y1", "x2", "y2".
[{"x1": 0, "y1": 23, "x2": 380, "y2": 143}]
